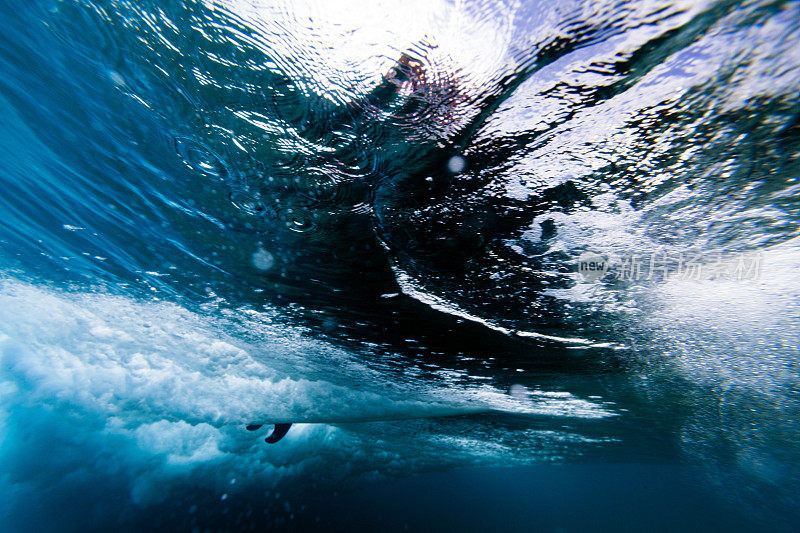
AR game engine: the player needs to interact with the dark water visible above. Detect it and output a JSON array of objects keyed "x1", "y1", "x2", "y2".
[{"x1": 1, "y1": 0, "x2": 799, "y2": 531}]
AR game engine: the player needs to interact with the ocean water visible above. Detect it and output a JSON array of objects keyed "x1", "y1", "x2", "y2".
[{"x1": 0, "y1": 0, "x2": 799, "y2": 531}]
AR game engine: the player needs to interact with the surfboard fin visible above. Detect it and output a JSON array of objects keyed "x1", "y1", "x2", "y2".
[
  {"x1": 265, "y1": 423, "x2": 292, "y2": 444},
  {"x1": 246, "y1": 424, "x2": 263, "y2": 431}
]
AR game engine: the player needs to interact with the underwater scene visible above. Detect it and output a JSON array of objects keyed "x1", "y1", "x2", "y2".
[{"x1": 1, "y1": 0, "x2": 799, "y2": 530}]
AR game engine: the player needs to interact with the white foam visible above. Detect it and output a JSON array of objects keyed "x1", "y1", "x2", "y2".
[
  {"x1": 0, "y1": 281, "x2": 483, "y2": 427},
  {"x1": 0, "y1": 278, "x2": 617, "y2": 520},
  {"x1": 640, "y1": 237, "x2": 800, "y2": 391}
]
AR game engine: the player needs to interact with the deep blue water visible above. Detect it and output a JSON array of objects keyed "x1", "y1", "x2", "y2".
[{"x1": 1, "y1": 0, "x2": 799, "y2": 531}]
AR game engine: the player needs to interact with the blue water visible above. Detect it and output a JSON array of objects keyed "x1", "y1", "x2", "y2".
[{"x1": 1, "y1": 0, "x2": 799, "y2": 531}]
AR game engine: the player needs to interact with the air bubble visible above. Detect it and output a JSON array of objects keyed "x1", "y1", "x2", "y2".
[
  {"x1": 109, "y1": 70, "x2": 125, "y2": 86},
  {"x1": 446, "y1": 155, "x2": 467, "y2": 174},
  {"x1": 509, "y1": 384, "x2": 529, "y2": 400},
  {"x1": 252, "y1": 247, "x2": 275, "y2": 271}
]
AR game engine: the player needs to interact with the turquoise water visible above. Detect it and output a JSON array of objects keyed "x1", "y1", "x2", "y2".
[{"x1": 1, "y1": 0, "x2": 799, "y2": 530}]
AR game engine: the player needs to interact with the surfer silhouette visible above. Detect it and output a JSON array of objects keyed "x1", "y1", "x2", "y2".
[{"x1": 244, "y1": 52, "x2": 439, "y2": 445}]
